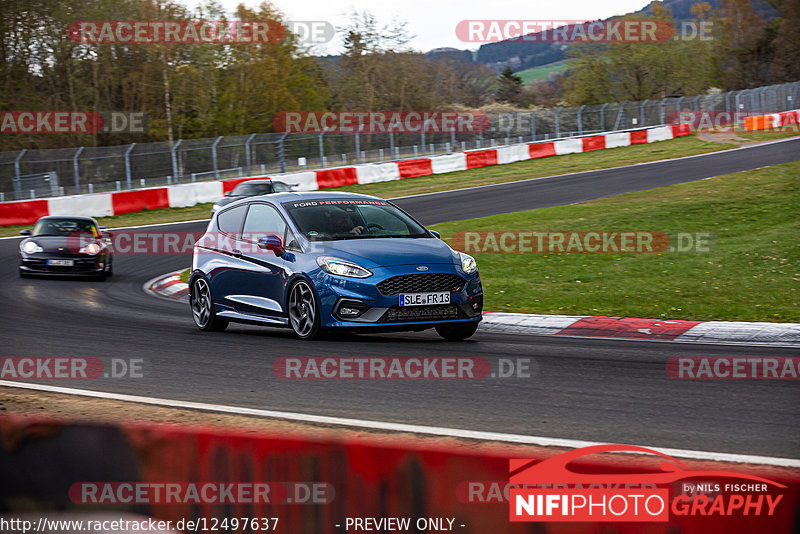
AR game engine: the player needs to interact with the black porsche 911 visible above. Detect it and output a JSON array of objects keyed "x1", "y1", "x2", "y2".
[{"x1": 18, "y1": 216, "x2": 113, "y2": 279}]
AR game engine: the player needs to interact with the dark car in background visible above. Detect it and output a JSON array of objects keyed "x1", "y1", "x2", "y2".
[
  {"x1": 18, "y1": 216, "x2": 113, "y2": 279},
  {"x1": 211, "y1": 180, "x2": 293, "y2": 215}
]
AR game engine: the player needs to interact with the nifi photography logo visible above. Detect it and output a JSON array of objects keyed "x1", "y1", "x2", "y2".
[{"x1": 509, "y1": 444, "x2": 785, "y2": 522}]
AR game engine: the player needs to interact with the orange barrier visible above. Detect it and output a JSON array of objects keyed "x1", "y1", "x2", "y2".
[
  {"x1": 744, "y1": 110, "x2": 800, "y2": 131},
  {"x1": 0, "y1": 416, "x2": 797, "y2": 533}
]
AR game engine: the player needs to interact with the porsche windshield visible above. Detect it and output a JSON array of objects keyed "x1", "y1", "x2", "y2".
[
  {"x1": 283, "y1": 199, "x2": 429, "y2": 241},
  {"x1": 32, "y1": 218, "x2": 98, "y2": 237}
]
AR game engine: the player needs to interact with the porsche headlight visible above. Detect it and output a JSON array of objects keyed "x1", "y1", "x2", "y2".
[
  {"x1": 316, "y1": 256, "x2": 372, "y2": 278},
  {"x1": 212, "y1": 204, "x2": 221, "y2": 212},
  {"x1": 459, "y1": 252, "x2": 477, "y2": 274},
  {"x1": 80, "y1": 242, "x2": 101, "y2": 255},
  {"x1": 21, "y1": 241, "x2": 43, "y2": 254}
]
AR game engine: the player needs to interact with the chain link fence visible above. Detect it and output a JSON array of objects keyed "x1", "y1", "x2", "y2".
[{"x1": 1, "y1": 81, "x2": 798, "y2": 201}]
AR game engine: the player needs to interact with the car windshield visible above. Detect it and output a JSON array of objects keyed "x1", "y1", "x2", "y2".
[
  {"x1": 283, "y1": 199, "x2": 429, "y2": 241},
  {"x1": 232, "y1": 182, "x2": 273, "y2": 196},
  {"x1": 32, "y1": 219, "x2": 98, "y2": 237}
]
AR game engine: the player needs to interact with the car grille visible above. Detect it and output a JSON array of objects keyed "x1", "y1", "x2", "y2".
[
  {"x1": 22, "y1": 259, "x2": 98, "y2": 273},
  {"x1": 377, "y1": 273, "x2": 466, "y2": 296},
  {"x1": 380, "y1": 305, "x2": 466, "y2": 323}
]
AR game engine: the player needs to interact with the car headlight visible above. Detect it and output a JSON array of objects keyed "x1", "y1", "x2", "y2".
[
  {"x1": 212, "y1": 204, "x2": 220, "y2": 212},
  {"x1": 316, "y1": 256, "x2": 372, "y2": 278},
  {"x1": 79, "y1": 242, "x2": 102, "y2": 255},
  {"x1": 459, "y1": 252, "x2": 477, "y2": 274},
  {"x1": 21, "y1": 241, "x2": 43, "y2": 254}
]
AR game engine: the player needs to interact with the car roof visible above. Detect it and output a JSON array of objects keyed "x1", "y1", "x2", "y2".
[
  {"x1": 260, "y1": 191, "x2": 386, "y2": 203},
  {"x1": 37, "y1": 215, "x2": 97, "y2": 223}
]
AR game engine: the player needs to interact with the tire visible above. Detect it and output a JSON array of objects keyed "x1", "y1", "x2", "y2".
[
  {"x1": 288, "y1": 279, "x2": 322, "y2": 340},
  {"x1": 435, "y1": 322, "x2": 479, "y2": 341},
  {"x1": 190, "y1": 276, "x2": 228, "y2": 332}
]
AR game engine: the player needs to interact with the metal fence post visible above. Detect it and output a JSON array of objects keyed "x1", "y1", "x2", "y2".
[
  {"x1": 355, "y1": 125, "x2": 362, "y2": 164},
  {"x1": 577, "y1": 105, "x2": 585, "y2": 135},
  {"x1": 124, "y1": 143, "x2": 136, "y2": 189},
  {"x1": 245, "y1": 133, "x2": 256, "y2": 174},
  {"x1": 13, "y1": 149, "x2": 26, "y2": 199},
  {"x1": 73, "y1": 147, "x2": 84, "y2": 194},
  {"x1": 614, "y1": 101, "x2": 627, "y2": 130},
  {"x1": 171, "y1": 139, "x2": 182, "y2": 183},
  {"x1": 421, "y1": 129, "x2": 426, "y2": 155},
  {"x1": 530, "y1": 111, "x2": 536, "y2": 141},
  {"x1": 318, "y1": 128, "x2": 330, "y2": 169},
  {"x1": 278, "y1": 132, "x2": 288, "y2": 173},
  {"x1": 640, "y1": 99, "x2": 648, "y2": 126},
  {"x1": 555, "y1": 107, "x2": 561, "y2": 138},
  {"x1": 599, "y1": 103, "x2": 608, "y2": 132},
  {"x1": 659, "y1": 99, "x2": 666, "y2": 124},
  {"x1": 211, "y1": 136, "x2": 222, "y2": 180}
]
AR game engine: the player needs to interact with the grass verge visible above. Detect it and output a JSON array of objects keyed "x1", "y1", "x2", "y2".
[{"x1": 431, "y1": 160, "x2": 799, "y2": 322}]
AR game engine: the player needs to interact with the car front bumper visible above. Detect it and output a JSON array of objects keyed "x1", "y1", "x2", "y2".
[{"x1": 310, "y1": 265, "x2": 483, "y2": 329}]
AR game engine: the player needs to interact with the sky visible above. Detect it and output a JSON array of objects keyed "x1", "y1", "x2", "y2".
[{"x1": 181, "y1": 0, "x2": 654, "y2": 54}]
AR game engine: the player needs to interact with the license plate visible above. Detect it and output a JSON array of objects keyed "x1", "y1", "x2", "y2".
[
  {"x1": 47, "y1": 259, "x2": 74, "y2": 266},
  {"x1": 399, "y1": 292, "x2": 450, "y2": 307}
]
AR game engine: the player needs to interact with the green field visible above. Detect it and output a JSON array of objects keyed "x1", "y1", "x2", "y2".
[
  {"x1": 431, "y1": 161, "x2": 799, "y2": 322},
  {"x1": 516, "y1": 60, "x2": 569, "y2": 85}
]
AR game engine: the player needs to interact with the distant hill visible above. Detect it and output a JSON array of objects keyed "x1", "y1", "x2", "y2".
[{"x1": 427, "y1": 0, "x2": 778, "y2": 73}]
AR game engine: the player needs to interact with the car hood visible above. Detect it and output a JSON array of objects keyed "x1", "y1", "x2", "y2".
[{"x1": 312, "y1": 237, "x2": 460, "y2": 268}]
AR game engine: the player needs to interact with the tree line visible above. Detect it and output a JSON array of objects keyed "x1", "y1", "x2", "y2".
[{"x1": 1, "y1": 0, "x2": 797, "y2": 151}]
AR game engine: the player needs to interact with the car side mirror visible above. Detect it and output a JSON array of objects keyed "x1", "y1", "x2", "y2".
[
  {"x1": 429, "y1": 230, "x2": 441, "y2": 239},
  {"x1": 258, "y1": 234, "x2": 284, "y2": 255},
  {"x1": 19, "y1": 229, "x2": 30, "y2": 236}
]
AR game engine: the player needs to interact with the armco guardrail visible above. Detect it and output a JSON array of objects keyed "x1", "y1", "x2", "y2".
[
  {"x1": 0, "y1": 124, "x2": 690, "y2": 226},
  {"x1": 0, "y1": 415, "x2": 797, "y2": 533}
]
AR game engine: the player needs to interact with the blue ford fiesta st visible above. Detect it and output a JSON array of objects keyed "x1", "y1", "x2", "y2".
[{"x1": 189, "y1": 192, "x2": 482, "y2": 340}]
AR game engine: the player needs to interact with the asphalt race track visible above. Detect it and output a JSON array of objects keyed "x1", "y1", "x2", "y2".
[{"x1": 2, "y1": 138, "x2": 798, "y2": 458}]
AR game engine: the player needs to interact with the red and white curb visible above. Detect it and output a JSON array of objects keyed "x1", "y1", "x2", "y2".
[
  {"x1": 144, "y1": 270, "x2": 189, "y2": 301},
  {"x1": 482, "y1": 313, "x2": 800, "y2": 347},
  {"x1": 145, "y1": 272, "x2": 799, "y2": 346}
]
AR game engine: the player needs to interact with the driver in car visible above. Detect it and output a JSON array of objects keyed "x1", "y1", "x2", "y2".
[{"x1": 329, "y1": 209, "x2": 365, "y2": 235}]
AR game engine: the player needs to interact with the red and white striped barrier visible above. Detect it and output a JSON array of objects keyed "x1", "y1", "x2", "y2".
[
  {"x1": 1, "y1": 124, "x2": 692, "y2": 226},
  {"x1": 744, "y1": 109, "x2": 800, "y2": 131}
]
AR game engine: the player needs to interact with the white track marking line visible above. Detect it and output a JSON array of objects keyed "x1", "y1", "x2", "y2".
[{"x1": 1, "y1": 380, "x2": 797, "y2": 467}]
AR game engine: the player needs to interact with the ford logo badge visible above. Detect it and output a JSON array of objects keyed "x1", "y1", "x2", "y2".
[{"x1": 416, "y1": 266, "x2": 429, "y2": 271}]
